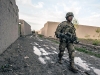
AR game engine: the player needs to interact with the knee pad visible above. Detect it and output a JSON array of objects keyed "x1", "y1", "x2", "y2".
[{"x1": 58, "y1": 51, "x2": 64, "y2": 58}]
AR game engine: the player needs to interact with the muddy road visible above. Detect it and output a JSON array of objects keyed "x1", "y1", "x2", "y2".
[{"x1": 0, "y1": 35, "x2": 100, "y2": 75}]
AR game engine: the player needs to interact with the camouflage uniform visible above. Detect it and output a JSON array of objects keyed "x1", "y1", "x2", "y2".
[{"x1": 55, "y1": 12, "x2": 78, "y2": 73}]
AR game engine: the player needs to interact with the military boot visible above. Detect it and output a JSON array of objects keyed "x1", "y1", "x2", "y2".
[
  {"x1": 58, "y1": 58, "x2": 62, "y2": 64},
  {"x1": 58, "y1": 51, "x2": 64, "y2": 64},
  {"x1": 69, "y1": 52, "x2": 78, "y2": 73},
  {"x1": 69, "y1": 60, "x2": 78, "y2": 73}
]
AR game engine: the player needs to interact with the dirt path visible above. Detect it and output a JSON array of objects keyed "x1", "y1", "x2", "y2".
[{"x1": 0, "y1": 35, "x2": 100, "y2": 75}]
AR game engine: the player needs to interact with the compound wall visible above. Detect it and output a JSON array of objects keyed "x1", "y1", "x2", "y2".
[{"x1": 0, "y1": 0, "x2": 19, "y2": 54}]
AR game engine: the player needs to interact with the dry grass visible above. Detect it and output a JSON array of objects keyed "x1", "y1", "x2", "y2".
[{"x1": 78, "y1": 38, "x2": 100, "y2": 46}]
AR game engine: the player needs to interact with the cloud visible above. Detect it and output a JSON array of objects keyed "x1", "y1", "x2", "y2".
[
  {"x1": 16, "y1": 0, "x2": 100, "y2": 31},
  {"x1": 16, "y1": 0, "x2": 44, "y2": 8},
  {"x1": 17, "y1": 2, "x2": 65, "y2": 30},
  {"x1": 63, "y1": 4, "x2": 81, "y2": 15},
  {"x1": 79, "y1": 13, "x2": 100, "y2": 26},
  {"x1": 16, "y1": 0, "x2": 45, "y2": 30},
  {"x1": 19, "y1": 12, "x2": 45, "y2": 30},
  {"x1": 16, "y1": 2, "x2": 80, "y2": 30}
]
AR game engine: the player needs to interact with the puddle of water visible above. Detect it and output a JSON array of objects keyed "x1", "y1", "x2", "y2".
[
  {"x1": 48, "y1": 70, "x2": 52, "y2": 75},
  {"x1": 51, "y1": 46, "x2": 56, "y2": 50},
  {"x1": 30, "y1": 36, "x2": 33, "y2": 38},
  {"x1": 74, "y1": 57, "x2": 90, "y2": 70},
  {"x1": 43, "y1": 45, "x2": 50, "y2": 49},
  {"x1": 51, "y1": 61, "x2": 55, "y2": 63},
  {"x1": 37, "y1": 37, "x2": 43, "y2": 41},
  {"x1": 91, "y1": 67, "x2": 100, "y2": 75},
  {"x1": 46, "y1": 47, "x2": 50, "y2": 49},
  {"x1": 40, "y1": 48, "x2": 49, "y2": 55},
  {"x1": 38, "y1": 57, "x2": 46, "y2": 64},
  {"x1": 45, "y1": 56, "x2": 50, "y2": 60},
  {"x1": 39, "y1": 46, "x2": 41, "y2": 47},
  {"x1": 53, "y1": 51, "x2": 58, "y2": 54},
  {"x1": 33, "y1": 46, "x2": 42, "y2": 56},
  {"x1": 48, "y1": 70, "x2": 52, "y2": 74},
  {"x1": 63, "y1": 56, "x2": 68, "y2": 59},
  {"x1": 64, "y1": 51, "x2": 67, "y2": 53},
  {"x1": 43, "y1": 44, "x2": 48, "y2": 47},
  {"x1": 34, "y1": 42, "x2": 39, "y2": 45},
  {"x1": 33, "y1": 46, "x2": 55, "y2": 56},
  {"x1": 30, "y1": 43, "x2": 34, "y2": 45},
  {"x1": 39, "y1": 39, "x2": 43, "y2": 41},
  {"x1": 24, "y1": 56, "x2": 29, "y2": 59}
]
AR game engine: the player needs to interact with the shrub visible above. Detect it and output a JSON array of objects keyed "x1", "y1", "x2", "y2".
[
  {"x1": 75, "y1": 47, "x2": 100, "y2": 58},
  {"x1": 38, "y1": 34, "x2": 44, "y2": 38},
  {"x1": 92, "y1": 40, "x2": 100, "y2": 46}
]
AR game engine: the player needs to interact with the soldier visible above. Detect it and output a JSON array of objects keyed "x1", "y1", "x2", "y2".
[
  {"x1": 55, "y1": 12, "x2": 78, "y2": 73},
  {"x1": 32, "y1": 30, "x2": 36, "y2": 36}
]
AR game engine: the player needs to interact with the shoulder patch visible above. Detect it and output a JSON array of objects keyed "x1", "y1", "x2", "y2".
[
  {"x1": 62, "y1": 21, "x2": 67, "y2": 26},
  {"x1": 62, "y1": 21, "x2": 67, "y2": 23},
  {"x1": 58, "y1": 21, "x2": 67, "y2": 27}
]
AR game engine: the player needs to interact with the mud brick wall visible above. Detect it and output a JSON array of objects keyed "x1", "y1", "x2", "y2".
[
  {"x1": 19, "y1": 20, "x2": 32, "y2": 36},
  {"x1": 24, "y1": 21, "x2": 32, "y2": 35},
  {"x1": 0, "y1": 0, "x2": 19, "y2": 54}
]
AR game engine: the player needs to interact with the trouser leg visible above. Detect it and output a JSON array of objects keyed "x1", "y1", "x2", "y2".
[
  {"x1": 67, "y1": 43, "x2": 78, "y2": 73},
  {"x1": 58, "y1": 42, "x2": 66, "y2": 63}
]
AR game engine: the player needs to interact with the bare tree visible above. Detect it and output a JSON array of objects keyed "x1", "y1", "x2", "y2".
[
  {"x1": 72, "y1": 18, "x2": 79, "y2": 29},
  {"x1": 95, "y1": 28, "x2": 100, "y2": 39}
]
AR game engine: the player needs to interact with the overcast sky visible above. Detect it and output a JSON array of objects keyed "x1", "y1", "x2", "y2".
[{"x1": 16, "y1": 0, "x2": 100, "y2": 31}]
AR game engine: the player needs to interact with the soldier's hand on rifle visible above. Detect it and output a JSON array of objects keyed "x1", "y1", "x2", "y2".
[
  {"x1": 59, "y1": 33, "x2": 70, "y2": 39},
  {"x1": 59, "y1": 33, "x2": 65, "y2": 38},
  {"x1": 72, "y1": 36, "x2": 79, "y2": 44},
  {"x1": 64, "y1": 32, "x2": 72, "y2": 40}
]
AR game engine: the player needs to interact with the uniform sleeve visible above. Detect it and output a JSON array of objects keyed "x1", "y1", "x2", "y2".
[
  {"x1": 73, "y1": 25, "x2": 76, "y2": 36},
  {"x1": 55, "y1": 23, "x2": 63, "y2": 38},
  {"x1": 71, "y1": 25, "x2": 77, "y2": 37}
]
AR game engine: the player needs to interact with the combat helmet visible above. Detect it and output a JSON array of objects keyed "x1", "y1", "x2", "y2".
[{"x1": 65, "y1": 12, "x2": 74, "y2": 18}]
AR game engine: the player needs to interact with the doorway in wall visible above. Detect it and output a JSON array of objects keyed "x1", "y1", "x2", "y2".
[{"x1": 18, "y1": 23, "x2": 22, "y2": 37}]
